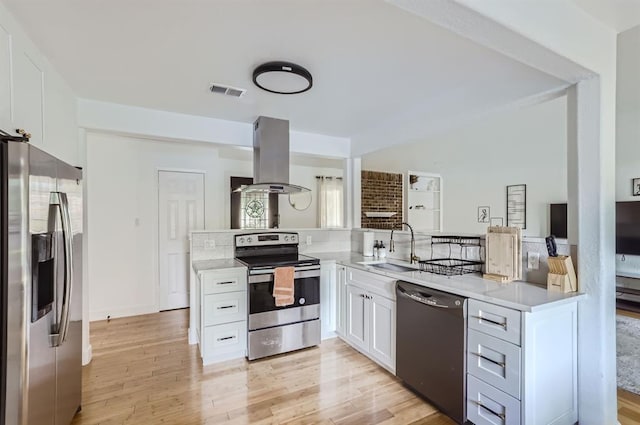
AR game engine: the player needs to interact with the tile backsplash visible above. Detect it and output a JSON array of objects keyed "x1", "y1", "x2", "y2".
[
  {"x1": 192, "y1": 228, "x2": 580, "y2": 286},
  {"x1": 191, "y1": 228, "x2": 352, "y2": 261}
]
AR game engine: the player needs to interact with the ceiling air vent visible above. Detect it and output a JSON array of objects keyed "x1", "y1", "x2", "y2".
[{"x1": 209, "y1": 83, "x2": 246, "y2": 98}]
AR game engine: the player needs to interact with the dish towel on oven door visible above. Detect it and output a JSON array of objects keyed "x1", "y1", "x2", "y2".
[{"x1": 273, "y1": 266, "x2": 295, "y2": 307}]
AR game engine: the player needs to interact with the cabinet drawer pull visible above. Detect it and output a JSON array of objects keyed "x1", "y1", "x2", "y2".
[
  {"x1": 217, "y1": 335, "x2": 236, "y2": 342},
  {"x1": 217, "y1": 281, "x2": 235, "y2": 285},
  {"x1": 475, "y1": 401, "x2": 506, "y2": 420},
  {"x1": 217, "y1": 305, "x2": 236, "y2": 310},
  {"x1": 471, "y1": 315, "x2": 507, "y2": 329},
  {"x1": 471, "y1": 352, "x2": 506, "y2": 368}
]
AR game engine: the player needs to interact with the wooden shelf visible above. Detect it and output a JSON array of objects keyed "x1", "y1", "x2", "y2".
[{"x1": 364, "y1": 211, "x2": 397, "y2": 218}]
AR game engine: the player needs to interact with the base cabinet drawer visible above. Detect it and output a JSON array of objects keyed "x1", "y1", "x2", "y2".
[
  {"x1": 202, "y1": 269, "x2": 247, "y2": 294},
  {"x1": 467, "y1": 329, "x2": 521, "y2": 399},
  {"x1": 467, "y1": 375, "x2": 520, "y2": 425},
  {"x1": 204, "y1": 291, "x2": 247, "y2": 326},
  {"x1": 468, "y1": 299, "x2": 521, "y2": 346},
  {"x1": 203, "y1": 321, "x2": 247, "y2": 359}
]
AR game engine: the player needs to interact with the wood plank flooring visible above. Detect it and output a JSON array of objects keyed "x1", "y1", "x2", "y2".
[
  {"x1": 73, "y1": 309, "x2": 640, "y2": 424},
  {"x1": 618, "y1": 309, "x2": 640, "y2": 424},
  {"x1": 72, "y1": 309, "x2": 453, "y2": 425}
]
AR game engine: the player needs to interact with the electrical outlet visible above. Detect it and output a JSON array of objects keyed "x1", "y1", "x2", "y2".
[
  {"x1": 527, "y1": 252, "x2": 540, "y2": 270},
  {"x1": 306, "y1": 235, "x2": 312, "y2": 245},
  {"x1": 204, "y1": 239, "x2": 216, "y2": 250}
]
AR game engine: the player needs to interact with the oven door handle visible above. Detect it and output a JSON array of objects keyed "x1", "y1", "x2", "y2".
[
  {"x1": 249, "y1": 264, "x2": 320, "y2": 275},
  {"x1": 249, "y1": 269, "x2": 320, "y2": 284}
]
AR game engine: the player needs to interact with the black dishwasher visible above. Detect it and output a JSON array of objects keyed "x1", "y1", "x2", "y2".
[{"x1": 396, "y1": 281, "x2": 467, "y2": 425}]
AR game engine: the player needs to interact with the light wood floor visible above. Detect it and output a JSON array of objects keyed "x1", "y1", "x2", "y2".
[
  {"x1": 618, "y1": 309, "x2": 640, "y2": 425},
  {"x1": 73, "y1": 309, "x2": 640, "y2": 425},
  {"x1": 72, "y1": 309, "x2": 453, "y2": 425}
]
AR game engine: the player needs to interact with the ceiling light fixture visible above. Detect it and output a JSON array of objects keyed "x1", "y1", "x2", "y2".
[{"x1": 252, "y1": 61, "x2": 313, "y2": 95}]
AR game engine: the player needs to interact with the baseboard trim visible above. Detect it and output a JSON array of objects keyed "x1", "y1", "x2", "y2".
[
  {"x1": 188, "y1": 327, "x2": 198, "y2": 345},
  {"x1": 322, "y1": 331, "x2": 337, "y2": 341},
  {"x1": 89, "y1": 304, "x2": 158, "y2": 322},
  {"x1": 82, "y1": 344, "x2": 93, "y2": 366}
]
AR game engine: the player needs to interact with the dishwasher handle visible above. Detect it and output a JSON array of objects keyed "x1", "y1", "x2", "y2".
[{"x1": 397, "y1": 281, "x2": 465, "y2": 310}]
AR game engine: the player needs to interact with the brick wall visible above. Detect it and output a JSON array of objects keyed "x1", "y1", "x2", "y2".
[{"x1": 361, "y1": 170, "x2": 403, "y2": 229}]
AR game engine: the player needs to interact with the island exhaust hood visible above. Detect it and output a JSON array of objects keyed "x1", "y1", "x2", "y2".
[{"x1": 240, "y1": 116, "x2": 311, "y2": 194}]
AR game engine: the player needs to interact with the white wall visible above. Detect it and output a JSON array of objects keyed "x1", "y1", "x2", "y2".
[
  {"x1": 78, "y1": 99, "x2": 352, "y2": 159},
  {"x1": 86, "y1": 132, "x2": 223, "y2": 320},
  {"x1": 86, "y1": 132, "x2": 343, "y2": 321},
  {"x1": 616, "y1": 25, "x2": 640, "y2": 203},
  {"x1": 363, "y1": 96, "x2": 567, "y2": 237},
  {"x1": 616, "y1": 25, "x2": 640, "y2": 275}
]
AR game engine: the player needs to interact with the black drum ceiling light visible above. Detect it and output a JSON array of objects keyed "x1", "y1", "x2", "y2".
[{"x1": 252, "y1": 61, "x2": 313, "y2": 95}]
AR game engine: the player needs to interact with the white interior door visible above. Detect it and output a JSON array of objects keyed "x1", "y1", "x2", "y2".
[{"x1": 159, "y1": 171, "x2": 204, "y2": 311}]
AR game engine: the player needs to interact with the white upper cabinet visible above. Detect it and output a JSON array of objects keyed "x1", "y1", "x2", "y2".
[
  {"x1": 0, "y1": 6, "x2": 78, "y2": 165},
  {"x1": 406, "y1": 171, "x2": 443, "y2": 232},
  {"x1": 12, "y1": 50, "x2": 44, "y2": 149},
  {"x1": 0, "y1": 24, "x2": 11, "y2": 131}
]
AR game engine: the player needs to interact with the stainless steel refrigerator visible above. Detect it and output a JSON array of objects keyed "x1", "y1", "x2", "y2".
[{"x1": 1, "y1": 132, "x2": 82, "y2": 425}]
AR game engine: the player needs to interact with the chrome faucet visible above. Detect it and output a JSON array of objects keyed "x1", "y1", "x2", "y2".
[{"x1": 390, "y1": 222, "x2": 419, "y2": 264}]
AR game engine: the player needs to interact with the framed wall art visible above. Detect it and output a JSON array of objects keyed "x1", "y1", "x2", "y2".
[
  {"x1": 477, "y1": 206, "x2": 490, "y2": 223},
  {"x1": 506, "y1": 184, "x2": 527, "y2": 229}
]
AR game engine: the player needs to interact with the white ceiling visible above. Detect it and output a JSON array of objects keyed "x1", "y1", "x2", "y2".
[
  {"x1": 572, "y1": 0, "x2": 640, "y2": 33},
  {"x1": 3, "y1": 0, "x2": 568, "y2": 151}
]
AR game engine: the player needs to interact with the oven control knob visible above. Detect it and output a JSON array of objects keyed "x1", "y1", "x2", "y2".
[
  {"x1": 299, "y1": 297, "x2": 306, "y2": 305},
  {"x1": 284, "y1": 236, "x2": 289, "y2": 242},
  {"x1": 239, "y1": 237, "x2": 245, "y2": 244},
  {"x1": 291, "y1": 235, "x2": 297, "y2": 242},
  {"x1": 247, "y1": 237, "x2": 252, "y2": 243}
]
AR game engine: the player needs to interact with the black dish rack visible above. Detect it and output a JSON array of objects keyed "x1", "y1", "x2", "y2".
[
  {"x1": 419, "y1": 235, "x2": 484, "y2": 276},
  {"x1": 419, "y1": 258, "x2": 483, "y2": 276}
]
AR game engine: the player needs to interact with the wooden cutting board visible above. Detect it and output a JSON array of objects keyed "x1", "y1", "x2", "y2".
[{"x1": 486, "y1": 226, "x2": 522, "y2": 281}]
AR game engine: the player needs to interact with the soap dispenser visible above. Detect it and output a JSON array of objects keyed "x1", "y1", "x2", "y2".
[{"x1": 379, "y1": 241, "x2": 387, "y2": 258}]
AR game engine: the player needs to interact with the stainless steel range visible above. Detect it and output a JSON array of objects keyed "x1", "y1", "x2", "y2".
[{"x1": 235, "y1": 232, "x2": 321, "y2": 360}]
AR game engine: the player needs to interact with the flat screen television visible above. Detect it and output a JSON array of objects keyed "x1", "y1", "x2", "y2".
[
  {"x1": 617, "y1": 201, "x2": 640, "y2": 255},
  {"x1": 550, "y1": 203, "x2": 568, "y2": 239}
]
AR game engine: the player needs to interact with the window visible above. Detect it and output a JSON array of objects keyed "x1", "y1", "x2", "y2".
[
  {"x1": 230, "y1": 177, "x2": 279, "y2": 229},
  {"x1": 240, "y1": 192, "x2": 270, "y2": 229},
  {"x1": 317, "y1": 176, "x2": 343, "y2": 228}
]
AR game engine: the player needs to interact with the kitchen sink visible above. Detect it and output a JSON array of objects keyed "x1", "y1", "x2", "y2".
[{"x1": 368, "y1": 263, "x2": 417, "y2": 272}]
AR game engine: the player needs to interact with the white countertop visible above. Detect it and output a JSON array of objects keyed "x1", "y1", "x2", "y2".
[
  {"x1": 313, "y1": 252, "x2": 585, "y2": 313},
  {"x1": 192, "y1": 259, "x2": 245, "y2": 274}
]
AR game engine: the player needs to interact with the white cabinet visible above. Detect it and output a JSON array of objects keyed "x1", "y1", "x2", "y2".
[
  {"x1": 342, "y1": 267, "x2": 396, "y2": 373},
  {"x1": 12, "y1": 49, "x2": 44, "y2": 149},
  {"x1": 0, "y1": 24, "x2": 11, "y2": 131},
  {"x1": 466, "y1": 299, "x2": 578, "y2": 425},
  {"x1": 369, "y1": 294, "x2": 395, "y2": 369},
  {"x1": 467, "y1": 375, "x2": 520, "y2": 425},
  {"x1": 197, "y1": 266, "x2": 247, "y2": 365},
  {"x1": 406, "y1": 171, "x2": 442, "y2": 232},
  {"x1": 468, "y1": 299, "x2": 521, "y2": 346},
  {"x1": 336, "y1": 265, "x2": 347, "y2": 337},
  {"x1": 320, "y1": 261, "x2": 337, "y2": 339},
  {"x1": 346, "y1": 284, "x2": 369, "y2": 353},
  {"x1": 0, "y1": 14, "x2": 78, "y2": 165}
]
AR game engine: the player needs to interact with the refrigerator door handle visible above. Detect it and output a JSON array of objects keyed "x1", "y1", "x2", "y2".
[{"x1": 50, "y1": 192, "x2": 73, "y2": 347}]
